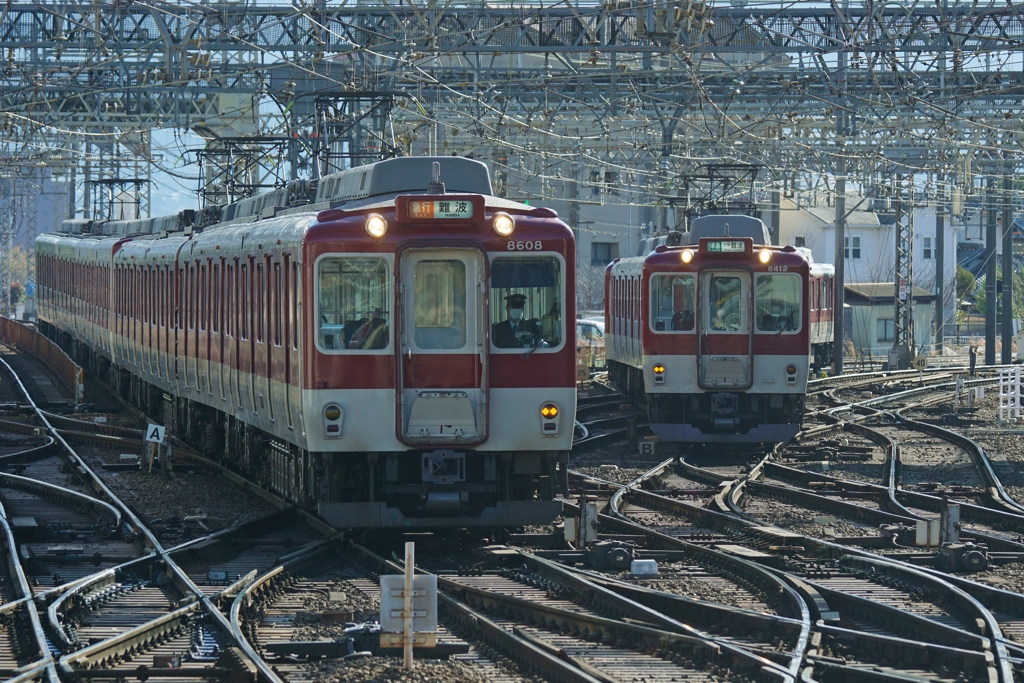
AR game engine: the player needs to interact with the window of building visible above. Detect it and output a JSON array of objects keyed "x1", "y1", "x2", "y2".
[
  {"x1": 317, "y1": 257, "x2": 390, "y2": 351},
  {"x1": 794, "y1": 236, "x2": 806, "y2": 248},
  {"x1": 591, "y1": 242, "x2": 619, "y2": 266},
  {"x1": 755, "y1": 274, "x2": 801, "y2": 332},
  {"x1": 650, "y1": 274, "x2": 696, "y2": 332},
  {"x1": 923, "y1": 237, "x2": 932, "y2": 259},
  {"x1": 844, "y1": 236, "x2": 861, "y2": 259},
  {"x1": 877, "y1": 318, "x2": 895, "y2": 342}
]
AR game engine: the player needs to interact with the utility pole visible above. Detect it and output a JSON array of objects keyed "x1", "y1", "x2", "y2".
[
  {"x1": 834, "y1": 156, "x2": 846, "y2": 375},
  {"x1": 890, "y1": 176, "x2": 914, "y2": 370},
  {"x1": 935, "y1": 204, "x2": 945, "y2": 349},
  {"x1": 769, "y1": 188, "x2": 780, "y2": 246},
  {"x1": 1002, "y1": 172, "x2": 1013, "y2": 364},
  {"x1": 832, "y1": 0, "x2": 850, "y2": 375},
  {"x1": 985, "y1": 177, "x2": 997, "y2": 365}
]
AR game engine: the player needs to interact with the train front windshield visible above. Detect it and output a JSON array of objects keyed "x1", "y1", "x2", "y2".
[
  {"x1": 489, "y1": 257, "x2": 562, "y2": 349},
  {"x1": 755, "y1": 274, "x2": 801, "y2": 333},
  {"x1": 317, "y1": 257, "x2": 391, "y2": 350}
]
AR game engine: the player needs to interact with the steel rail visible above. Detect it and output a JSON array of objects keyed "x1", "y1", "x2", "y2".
[
  {"x1": 0, "y1": 354, "x2": 287, "y2": 683},
  {"x1": 0, "y1": 499, "x2": 59, "y2": 683},
  {"x1": 350, "y1": 543, "x2": 606, "y2": 683},
  {"x1": 605, "y1": 460, "x2": 1013, "y2": 682},
  {"x1": 393, "y1": 539, "x2": 799, "y2": 683}
]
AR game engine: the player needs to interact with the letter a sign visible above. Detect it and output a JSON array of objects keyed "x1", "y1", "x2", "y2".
[{"x1": 145, "y1": 424, "x2": 166, "y2": 444}]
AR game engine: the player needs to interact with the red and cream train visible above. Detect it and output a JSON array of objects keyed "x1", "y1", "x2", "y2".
[
  {"x1": 606, "y1": 215, "x2": 834, "y2": 444},
  {"x1": 37, "y1": 157, "x2": 577, "y2": 528}
]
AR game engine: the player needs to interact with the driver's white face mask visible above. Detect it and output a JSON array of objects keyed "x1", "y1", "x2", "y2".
[{"x1": 509, "y1": 308, "x2": 524, "y2": 322}]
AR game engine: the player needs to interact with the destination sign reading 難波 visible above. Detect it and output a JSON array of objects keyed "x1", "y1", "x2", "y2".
[
  {"x1": 705, "y1": 240, "x2": 746, "y2": 253},
  {"x1": 408, "y1": 199, "x2": 474, "y2": 220}
]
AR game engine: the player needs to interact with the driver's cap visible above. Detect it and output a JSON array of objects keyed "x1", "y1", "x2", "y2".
[{"x1": 505, "y1": 293, "x2": 527, "y2": 307}]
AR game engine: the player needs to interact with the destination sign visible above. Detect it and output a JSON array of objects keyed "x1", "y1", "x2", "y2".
[
  {"x1": 408, "y1": 199, "x2": 474, "y2": 220},
  {"x1": 705, "y1": 240, "x2": 746, "y2": 253}
]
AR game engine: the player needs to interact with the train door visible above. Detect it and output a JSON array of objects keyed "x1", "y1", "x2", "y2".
[
  {"x1": 698, "y1": 270, "x2": 752, "y2": 389},
  {"x1": 397, "y1": 247, "x2": 488, "y2": 445}
]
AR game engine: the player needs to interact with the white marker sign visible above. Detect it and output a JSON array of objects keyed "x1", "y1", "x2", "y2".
[{"x1": 145, "y1": 424, "x2": 166, "y2": 444}]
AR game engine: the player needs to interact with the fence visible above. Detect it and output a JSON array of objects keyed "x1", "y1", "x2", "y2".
[{"x1": 0, "y1": 317, "x2": 83, "y2": 403}]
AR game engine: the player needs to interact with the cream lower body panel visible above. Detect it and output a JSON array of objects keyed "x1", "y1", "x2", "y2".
[
  {"x1": 303, "y1": 386, "x2": 575, "y2": 453},
  {"x1": 640, "y1": 353, "x2": 810, "y2": 394}
]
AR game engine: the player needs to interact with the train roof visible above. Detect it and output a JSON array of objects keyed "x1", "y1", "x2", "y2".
[
  {"x1": 680, "y1": 215, "x2": 772, "y2": 245},
  {"x1": 315, "y1": 156, "x2": 492, "y2": 205}
]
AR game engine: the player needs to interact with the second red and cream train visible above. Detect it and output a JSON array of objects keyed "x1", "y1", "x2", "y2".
[{"x1": 605, "y1": 215, "x2": 834, "y2": 443}]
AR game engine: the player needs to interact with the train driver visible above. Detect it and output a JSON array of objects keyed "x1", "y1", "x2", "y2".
[
  {"x1": 492, "y1": 293, "x2": 541, "y2": 348},
  {"x1": 760, "y1": 303, "x2": 792, "y2": 332}
]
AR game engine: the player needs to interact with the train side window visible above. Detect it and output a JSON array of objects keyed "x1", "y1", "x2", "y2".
[
  {"x1": 292, "y1": 261, "x2": 300, "y2": 351},
  {"x1": 212, "y1": 262, "x2": 220, "y2": 333},
  {"x1": 650, "y1": 274, "x2": 695, "y2": 332},
  {"x1": 755, "y1": 274, "x2": 801, "y2": 333},
  {"x1": 224, "y1": 264, "x2": 232, "y2": 337},
  {"x1": 274, "y1": 262, "x2": 282, "y2": 347},
  {"x1": 257, "y1": 263, "x2": 265, "y2": 343},
  {"x1": 241, "y1": 263, "x2": 249, "y2": 340},
  {"x1": 317, "y1": 256, "x2": 390, "y2": 352},
  {"x1": 489, "y1": 256, "x2": 563, "y2": 351}
]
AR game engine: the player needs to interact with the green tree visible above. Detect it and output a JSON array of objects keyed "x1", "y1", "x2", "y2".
[
  {"x1": 973, "y1": 264, "x2": 1024, "y2": 321},
  {"x1": 956, "y1": 265, "x2": 976, "y2": 299}
]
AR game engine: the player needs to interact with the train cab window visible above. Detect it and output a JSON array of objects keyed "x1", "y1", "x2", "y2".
[
  {"x1": 755, "y1": 274, "x2": 801, "y2": 333},
  {"x1": 489, "y1": 256, "x2": 562, "y2": 350},
  {"x1": 414, "y1": 260, "x2": 467, "y2": 350},
  {"x1": 317, "y1": 257, "x2": 390, "y2": 352},
  {"x1": 650, "y1": 274, "x2": 696, "y2": 332},
  {"x1": 707, "y1": 275, "x2": 745, "y2": 333}
]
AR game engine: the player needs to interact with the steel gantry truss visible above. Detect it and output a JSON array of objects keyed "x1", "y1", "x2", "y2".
[{"x1": 1, "y1": 1, "x2": 1024, "y2": 368}]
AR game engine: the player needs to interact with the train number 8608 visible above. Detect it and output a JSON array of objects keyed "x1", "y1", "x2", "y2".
[{"x1": 508, "y1": 240, "x2": 543, "y2": 251}]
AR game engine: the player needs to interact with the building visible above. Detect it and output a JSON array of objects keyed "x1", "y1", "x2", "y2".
[
  {"x1": 844, "y1": 283, "x2": 935, "y2": 357},
  {"x1": 778, "y1": 197, "x2": 958, "y2": 344}
]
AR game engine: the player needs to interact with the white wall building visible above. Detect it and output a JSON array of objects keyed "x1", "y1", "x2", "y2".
[
  {"x1": 844, "y1": 283, "x2": 936, "y2": 357},
  {"x1": 778, "y1": 197, "x2": 958, "y2": 343}
]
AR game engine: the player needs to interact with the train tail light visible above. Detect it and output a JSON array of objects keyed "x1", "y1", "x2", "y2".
[
  {"x1": 540, "y1": 402, "x2": 560, "y2": 436},
  {"x1": 653, "y1": 363, "x2": 666, "y2": 385},
  {"x1": 323, "y1": 403, "x2": 344, "y2": 437}
]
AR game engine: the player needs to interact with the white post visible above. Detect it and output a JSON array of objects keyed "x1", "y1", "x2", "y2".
[{"x1": 403, "y1": 541, "x2": 414, "y2": 671}]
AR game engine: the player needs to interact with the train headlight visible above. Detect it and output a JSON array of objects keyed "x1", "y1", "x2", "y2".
[
  {"x1": 653, "y1": 362, "x2": 666, "y2": 385},
  {"x1": 541, "y1": 403, "x2": 559, "y2": 418},
  {"x1": 758, "y1": 249, "x2": 772, "y2": 264},
  {"x1": 681, "y1": 249, "x2": 694, "y2": 264},
  {"x1": 493, "y1": 212, "x2": 515, "y2": 237},
  {"x1": 786, "y1": 364, "x2": 797, "y2": 374},
  {"x1": 365, "y1": 213, "x2": 388, "y2": 238}
]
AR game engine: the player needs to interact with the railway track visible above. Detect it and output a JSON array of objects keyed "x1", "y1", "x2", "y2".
[
  {"x1": 3, "y1": 340, "x2": 1024, "y2": 682},
  {"x1": 558, "y1": 368, "x2": 1024, "y2": 681}
]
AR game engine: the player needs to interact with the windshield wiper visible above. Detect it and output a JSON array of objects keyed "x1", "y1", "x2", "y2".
[{"x1": 522, "y1": 337, "x2": 546, "y2": 358}]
